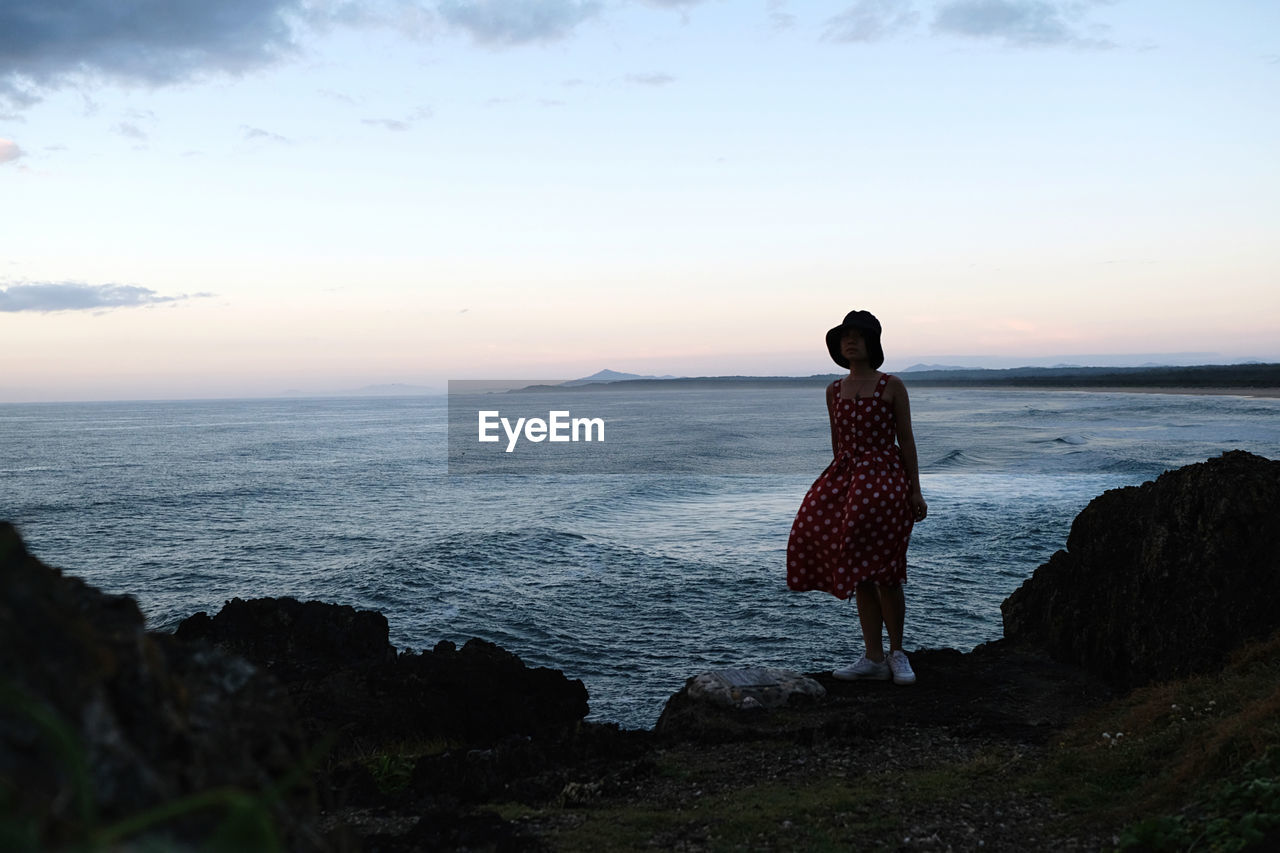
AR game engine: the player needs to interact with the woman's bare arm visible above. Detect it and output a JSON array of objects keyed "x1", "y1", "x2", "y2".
[
  {"x1": 827, "y1": 384, "x2": 838, "y2": 459},
  {"x1": 888, "y1": 375, "x2": 928, "y2": 521}
]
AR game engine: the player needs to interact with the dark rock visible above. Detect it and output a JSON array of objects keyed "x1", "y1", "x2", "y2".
[
  {"x1": 655, "y1": 643, "x2": 1110, "y2": 745},
  {"x1": 176, "y1": 599, "x2": 590, "y2": 748},
  {"x1": 0, "y1": 522, "x2": 323, "y2": 850},
  {"x1": 362, "y1": 807, "x2": 549, "y2": 852},
  {"x1": 402, "y1": 722, "x2": 652, "y2": 808},
  {"x1": 175, "y1": 596, "x2": 395, "y2": 681},
  {"x1": 1002, "y1": 451, "x2": 1280, "y2": 689}
]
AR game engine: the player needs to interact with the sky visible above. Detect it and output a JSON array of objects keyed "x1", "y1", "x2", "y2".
[{"x1": 2, "y1": 0, "x2": 1278, "y2": 402}]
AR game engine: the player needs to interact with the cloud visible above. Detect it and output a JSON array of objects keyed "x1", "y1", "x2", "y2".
[
  {"x1": 1, "y1": 0, "x2": 714, "y2": 111},
  {"x1": 824, "y1": 0, "x2": 920, "y2": 43},
  {"x1": 241, "y1": 125, "x2": 292, "y2": 144},
  {"x1": 114, "y1": 122, "x2": 147, "y2": 140},
  {"x1": 319, "y1": 88, "x2": 362, "y2": 105},
  {"x1": 361, "y1": 103, "x2": 431, "y2": 130},
  {"x1": 932, "y1": 0, "x2": 1113, "y2": 47},
  {"x1": 435, "y1": 0, "x2": 602, "y2": 46},
  {"x1": 627, "y1": 72, "x2": 676, "y2": 86},
  {"x1": 0, "y1": 282, "x2": 211, "y2": 313},
  {"x1": 768, "y1": 0, "x2": 798, "y2": 32},
  {"x1": 0, "y1": 138, "x2": 23, "y2": 164},
  {"x1": 0, "y1": 0, "x2": 305, "y2": 108},
  {"x1": 363, "y1": 118, "x2": 411, "y2": 131}
]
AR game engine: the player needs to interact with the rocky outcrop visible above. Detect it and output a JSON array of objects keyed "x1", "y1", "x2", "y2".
[
  {"x1": 685, "y1": 667, "x2": 825, "y2": 711},
  {"x1": 1, "y1": 523, "x2": 602, "y2": 850},
  {"x1": 172, "y1": 598, "x2": 641, "y2": 851},
  {"x1": 0, "y1": 522, "x2": 321, "y2": 850},
  {"x1": 655, "y1": 644, "x2": 1111, "y2": 744},
  {"x1": 174, "y1": 596, "x2": 394, "y2": 681},
  {"x1": 1002, "y1": 450, "x2": 1280, "y2": 689},
  {"x1": 8, "y1": 449, "x2": 1276, "y2": 849},
  {"x1": 176, "y1": 598, "x2": 590, "y2": 746}
]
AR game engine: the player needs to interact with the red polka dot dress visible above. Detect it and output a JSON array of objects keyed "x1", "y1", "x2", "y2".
[{"x1": 786, "y1": 375, "x2": 914, "y2": 599}]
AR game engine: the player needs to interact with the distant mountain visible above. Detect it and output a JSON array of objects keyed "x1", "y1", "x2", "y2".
[
  {"x1": 901, "y1": 363, "x2": 969, "y2": 372},
  {"x1": 347, "y1": 383, "x2": 438, "y2": 396},
  {"x1": 561, "y1": 369, "x2": 678, "y2": 386}
]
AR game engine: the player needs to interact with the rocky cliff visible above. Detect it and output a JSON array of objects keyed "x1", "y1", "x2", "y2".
[
  {"x1": 5, "y1": 450, "x2": 1279, "y2": 850},
  {"x1": 1002, "y1": 450, "x2": 1280, "y2": 689},
  {"x1": 0, "y1": 521, "x2": 318, "y2": 849},
  {"x1": 175, "y1": 596, "x2": 590, "y2": 747},
  {"x1": 0, "y1": 523, "x2": 614, "y2": 850}
]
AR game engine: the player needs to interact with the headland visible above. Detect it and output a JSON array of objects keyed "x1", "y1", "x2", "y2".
[
  {"x1": 3, "y1": 451, "x2": 1279, "y2": 851},
  {"x1": 513, "y1": 362, "x2": 1280, "y2": 397}
]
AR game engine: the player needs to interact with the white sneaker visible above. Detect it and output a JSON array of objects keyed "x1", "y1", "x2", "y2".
[
  {"x1": 887, "y1": 650, "x2": 916, "y2": 685},
  {"x1": 833, "y1": 654, "x2": 890, "y2": 681}
]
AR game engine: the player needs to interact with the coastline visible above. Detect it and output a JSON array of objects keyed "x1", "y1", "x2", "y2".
[
  {"x1": 515, "y1": 363, "x2": 1280, "y2": 397},
  {"x1": 920, "y1": 384, "x2": 1280, "y2": 399},
  {"x1": 6, "y1": 451, "x2": 1280, "y2": 851}
]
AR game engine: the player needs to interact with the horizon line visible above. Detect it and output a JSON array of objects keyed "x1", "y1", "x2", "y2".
[{"x1": 5, "y1": 360, "x2": 1280, "y2": 405}]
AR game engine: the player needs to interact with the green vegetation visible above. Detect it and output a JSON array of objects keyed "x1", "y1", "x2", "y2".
[
  {"x1": 488, "y1": 631, "x2": 1280, "y2": 851},
  {"x1": 1033, "y1": 629, "x2": 1280, "y2": 849},
  {"x1": 0, "y1": 680, "x2": 305, "y2": 852},
  {"x1": 355, "y1": 737, "x2": 458, "y2": 795},
  {"x1": 1116, "y1": 749, "x2": 1280, "y2": 852},
  {"x1": 492, "y1": 741, "x2": 1030, "y2": 851},
  {"x1": 1038, "y1": 630, "x2": 1280, "y2": 851},
  {"x1": 8, "y1": 629, "x2": 1280, "y2": 850}
]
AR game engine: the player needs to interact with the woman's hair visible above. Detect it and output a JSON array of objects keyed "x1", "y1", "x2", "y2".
[
  {"x1": 865, "y1": 330, "x2": 885, "y2": 370},
  {"x1": 826, "y1": 310, "x2": 885, "y2": 369}
]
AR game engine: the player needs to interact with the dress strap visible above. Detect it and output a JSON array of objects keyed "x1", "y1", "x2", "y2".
[{"x1": 871, "y1": 373, "x2": 890, "y2": 397}]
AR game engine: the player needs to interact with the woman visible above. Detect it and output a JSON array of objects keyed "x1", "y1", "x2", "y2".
[{"x1": 786, "y1": 310, "x2": 928, "y2": 685}]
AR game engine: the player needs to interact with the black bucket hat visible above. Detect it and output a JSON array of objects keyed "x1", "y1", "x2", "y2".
[{"x1": 826, "y1": 310, "x2": 884, "y2": 369}]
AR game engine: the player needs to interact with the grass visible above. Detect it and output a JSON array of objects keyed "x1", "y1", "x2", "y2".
[
  {"x1": 1114, "y1": 748, "x2": 1280, "y2": 852},
  {"x1": 9, "y1": 626, "x2": 1280, "y2": 850},
  {"x1": 1034, "y1": 630, "x2": 1280, "y2": 849},
  {"x1": 0, "y1": 678, "x2": 314, "y2": 852},
  {"x1": 498, "y1": 778, "x2": 895, "y2": 852},
  {"x1": 494, "y1": 741, "x2": 1032, "y2": 851},
  {"x1": 349, "y1": 736, "x2": 462, "y2": 795},
  {"x1": 487, "y1": 631, "x2": 1280, "y2": 852}
]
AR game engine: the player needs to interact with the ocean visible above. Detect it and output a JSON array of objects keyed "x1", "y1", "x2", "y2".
[{"x1": 3, "y1": 383, "x2": 1278, "y2": 729}]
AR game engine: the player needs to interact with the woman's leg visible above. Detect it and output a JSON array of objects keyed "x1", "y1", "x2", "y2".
[
  {"x1": 855, "y1": 582, "x2": 885, "y2": 661},
  {"x1": 878, "y1": 583, "x2": 906, "y2": 652}
]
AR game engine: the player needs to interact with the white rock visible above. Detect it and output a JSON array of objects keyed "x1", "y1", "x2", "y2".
[{"x1": 687, "y1": 667, "x2": 826, "y2": 710}]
